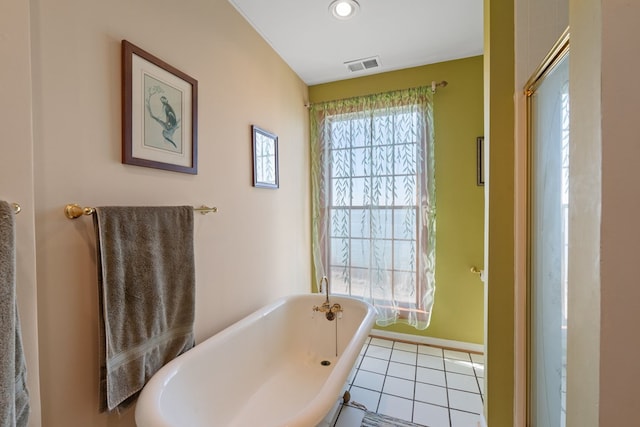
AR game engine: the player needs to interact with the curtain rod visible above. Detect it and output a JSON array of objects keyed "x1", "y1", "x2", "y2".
[{"x1": 304, "y1": 80, "x2": 448, "y2": 109}]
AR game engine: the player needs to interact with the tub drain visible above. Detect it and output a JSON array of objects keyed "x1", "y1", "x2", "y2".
[{"x1": 321, "y1": 360, "x2": 331, "y2": 366}]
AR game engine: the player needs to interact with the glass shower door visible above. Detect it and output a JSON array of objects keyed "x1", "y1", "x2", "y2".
[{"x1": 527, "y1": 39, "x2": 569, "y2": 427}]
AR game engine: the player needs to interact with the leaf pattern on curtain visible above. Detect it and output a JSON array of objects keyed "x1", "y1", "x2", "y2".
[{"x1": 310, "y1": 86, "x2": 436, "y2": 330}]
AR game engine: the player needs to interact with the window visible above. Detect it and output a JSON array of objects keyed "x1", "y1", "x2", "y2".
[{"x1": 310, "y1": 87, "x2": 436, "y2": 330}]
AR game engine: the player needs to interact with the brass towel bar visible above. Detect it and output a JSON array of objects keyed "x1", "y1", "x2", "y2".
[{"x1": 64, "y1": 203, "x2": 218, "y2": 219}]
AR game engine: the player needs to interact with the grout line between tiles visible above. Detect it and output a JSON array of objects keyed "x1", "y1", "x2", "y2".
[{"x1": 442, "y1": 352, "x2": 453, "y2": 427}]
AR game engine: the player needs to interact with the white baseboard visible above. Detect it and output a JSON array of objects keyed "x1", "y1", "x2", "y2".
[{"x1": 369, "y1": 329, "x2": 484, "y2": 354}]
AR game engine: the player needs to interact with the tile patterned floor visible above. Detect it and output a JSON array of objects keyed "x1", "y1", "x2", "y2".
[{"x1": 334, "y1": 337, "x2": 485, "y2": 427}]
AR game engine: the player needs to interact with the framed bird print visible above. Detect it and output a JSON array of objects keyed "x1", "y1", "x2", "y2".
[{"x1": 122, "y1": 40, "x2": 198, "y2": 174}]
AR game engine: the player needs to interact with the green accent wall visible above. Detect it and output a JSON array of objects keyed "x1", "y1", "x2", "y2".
[
  {"x1": 309, "y1": 56, "x2": 485, "y2": 345},
  {"x1": 484, "y1": 0, "x2": 515, "y2": 424}
]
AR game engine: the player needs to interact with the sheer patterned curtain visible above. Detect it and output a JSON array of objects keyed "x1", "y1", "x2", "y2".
[{"x1": 310, "y1": 86, "x2": 436, "y2": 330}]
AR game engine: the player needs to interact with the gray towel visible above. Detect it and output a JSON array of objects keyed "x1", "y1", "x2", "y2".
[
  {"x1": 93, "y1": 206, "x2": 195, "y2": 412},
  {"x1": 0, "y1": 201, "x2": 29, "y2": 427}
]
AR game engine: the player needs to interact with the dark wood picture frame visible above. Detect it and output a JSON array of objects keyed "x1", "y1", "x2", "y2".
[
  {"x1": 122, "y1": 40, "x2": 198, "y2": 174},
  {"x1": 252, "y1": 125, "x2": 279, "y2": 189},
  {"x1": 477, "y1": 136, "x2": 485, "y2": 186}
]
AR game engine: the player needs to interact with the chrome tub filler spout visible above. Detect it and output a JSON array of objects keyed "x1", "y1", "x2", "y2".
[{"x1": 313, "y1": 276, "x2": 343, "y2": 321}]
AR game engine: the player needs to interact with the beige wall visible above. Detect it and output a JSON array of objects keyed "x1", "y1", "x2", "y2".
[
  {"x1": 567, "y1": 1, "x2": 601, "y2": 424},
  {"x1": 0, "y1": 1, "x2": 42, "y2": 425},
  {"x1": 11, "y1": 0, "x2": 310, "y2": 426},
  {"x1": 597, "y1": 1, "x2": 640, "y2": 424}
]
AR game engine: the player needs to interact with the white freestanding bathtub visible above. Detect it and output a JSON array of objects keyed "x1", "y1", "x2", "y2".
[{"x1": 135, "y1": 293, "x2": 376, "y2": 427}]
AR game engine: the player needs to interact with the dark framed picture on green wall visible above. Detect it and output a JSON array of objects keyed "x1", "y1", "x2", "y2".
[{"x1": 477, "y1": 136, "x2": 485, "y2": 186}]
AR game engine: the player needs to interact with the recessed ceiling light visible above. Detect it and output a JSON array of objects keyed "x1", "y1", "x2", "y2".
[{"x1": 329, "y1": 0, "x2": 360, "y2": 20}]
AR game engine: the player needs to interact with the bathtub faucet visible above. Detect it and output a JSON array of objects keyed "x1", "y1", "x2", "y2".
[{"x1": 313, "y1": 276, "x2": 343, "y2": 321}]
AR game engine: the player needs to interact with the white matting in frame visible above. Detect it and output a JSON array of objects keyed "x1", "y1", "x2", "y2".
[{"x1": 122, "y1": 40, "x2": 198, "y2": 174}]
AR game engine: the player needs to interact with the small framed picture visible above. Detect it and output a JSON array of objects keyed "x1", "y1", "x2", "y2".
[
  {"x1": 477, "y1": 136, "x2": 485, "y2": 186},
  {"x1": 252, "y1": 125, "x2": 279, "y2": 189},
  {"x1": 122, "y1": 40, "x2": 198, "y2": 174}
]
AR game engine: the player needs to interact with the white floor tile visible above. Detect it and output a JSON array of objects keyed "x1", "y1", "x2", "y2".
[
  {"x1": 353, "y1": 370, "x2": 385, "y2": 391},
  {"x1": 354, "y1": 354, "x2": 363, "y2": 368},
  {"x1": 448, "y1": 389, "x2": 484, "y2": 414},
  {"x1": 473, "y1": 362, "x2": 485, "y2": 378},
  {"x1": 348, "y1": 386, "x2": 381, "y2": 412},
  {"x1": 382, "y1": 376, "x2": 415, "y2": 399},
  {"x1": 352, "y1": 338, "x2": 486, "y2": 427},
  {"x1": 359, "y1": 356, "x2": 389, "y2": 374},
  {"x1": 394, "y1": 341, "x2": 418, "y2": 353},
  {"x1": 360, "y1": 343, "x2": 368, "y2": 356},
  {"x1": 470, "y1": 353, "x2": 484, "y2": 363},
  {"x1": 444, "y1": 349, "x2": 471, "y2": 362},
  {"x1": 413, "y1": 401, "x2": 450, "y2": 427},
  {"x1": 418, "y1": 344, "x2": 444, "y2": 357},
  {"x1": 417, "y1": 366, "x2": 446, "y2": 387},
  {"x1": 418, "y1": 353, "x2": 445, "y2": 370},
  {"x1": 366, "y1": 345, "x2": 392, "y2": 360},
  {"x1": 445, "y1": 359, "x2": 476, "y2": 376},
  {"x1": 415, "y1": 382, "x2": 448, "y2": 407},
  {"x1": 391, "y1": 349, "x2": 417, "y2": 365},
  {"x1": 387, "y1": 361, "x2": 416, "y2": 380},
  {"x1": 370, "y1": 337, "x2": 394, "y2": 348},
  {"x1": 446, "y1": 371, "x2": 481, "y2": 394},
  {"x1": 347, "y1": 365, "x2": 358, "y2": 385},
  {"x1": 450, "y1": 409, "x2": 484, "y2": 427},
  {"x1": 334, "y1": 405, "x2": 365, "y2": 427},
  {"x1": 377, "y1": 394, "x2": 414, "y2": 422}
]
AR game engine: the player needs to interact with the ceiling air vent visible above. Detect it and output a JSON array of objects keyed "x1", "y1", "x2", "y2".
[{"x1": 344, "y1": 56, "x2": 381, "y2": 73}]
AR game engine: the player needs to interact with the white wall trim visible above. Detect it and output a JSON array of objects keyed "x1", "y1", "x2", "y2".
[{"x1": 369, "y1": 329, "x2": 484, "y2": 354}]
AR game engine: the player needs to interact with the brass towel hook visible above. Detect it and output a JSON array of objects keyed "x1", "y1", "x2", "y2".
[{"x1": 470, "y1": 266, "x2": 486, "y2": 284}]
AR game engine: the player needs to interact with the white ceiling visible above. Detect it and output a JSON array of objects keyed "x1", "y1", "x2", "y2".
[{"x1": 228, "y1": 0, "x2": 484, "y2": 86}]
